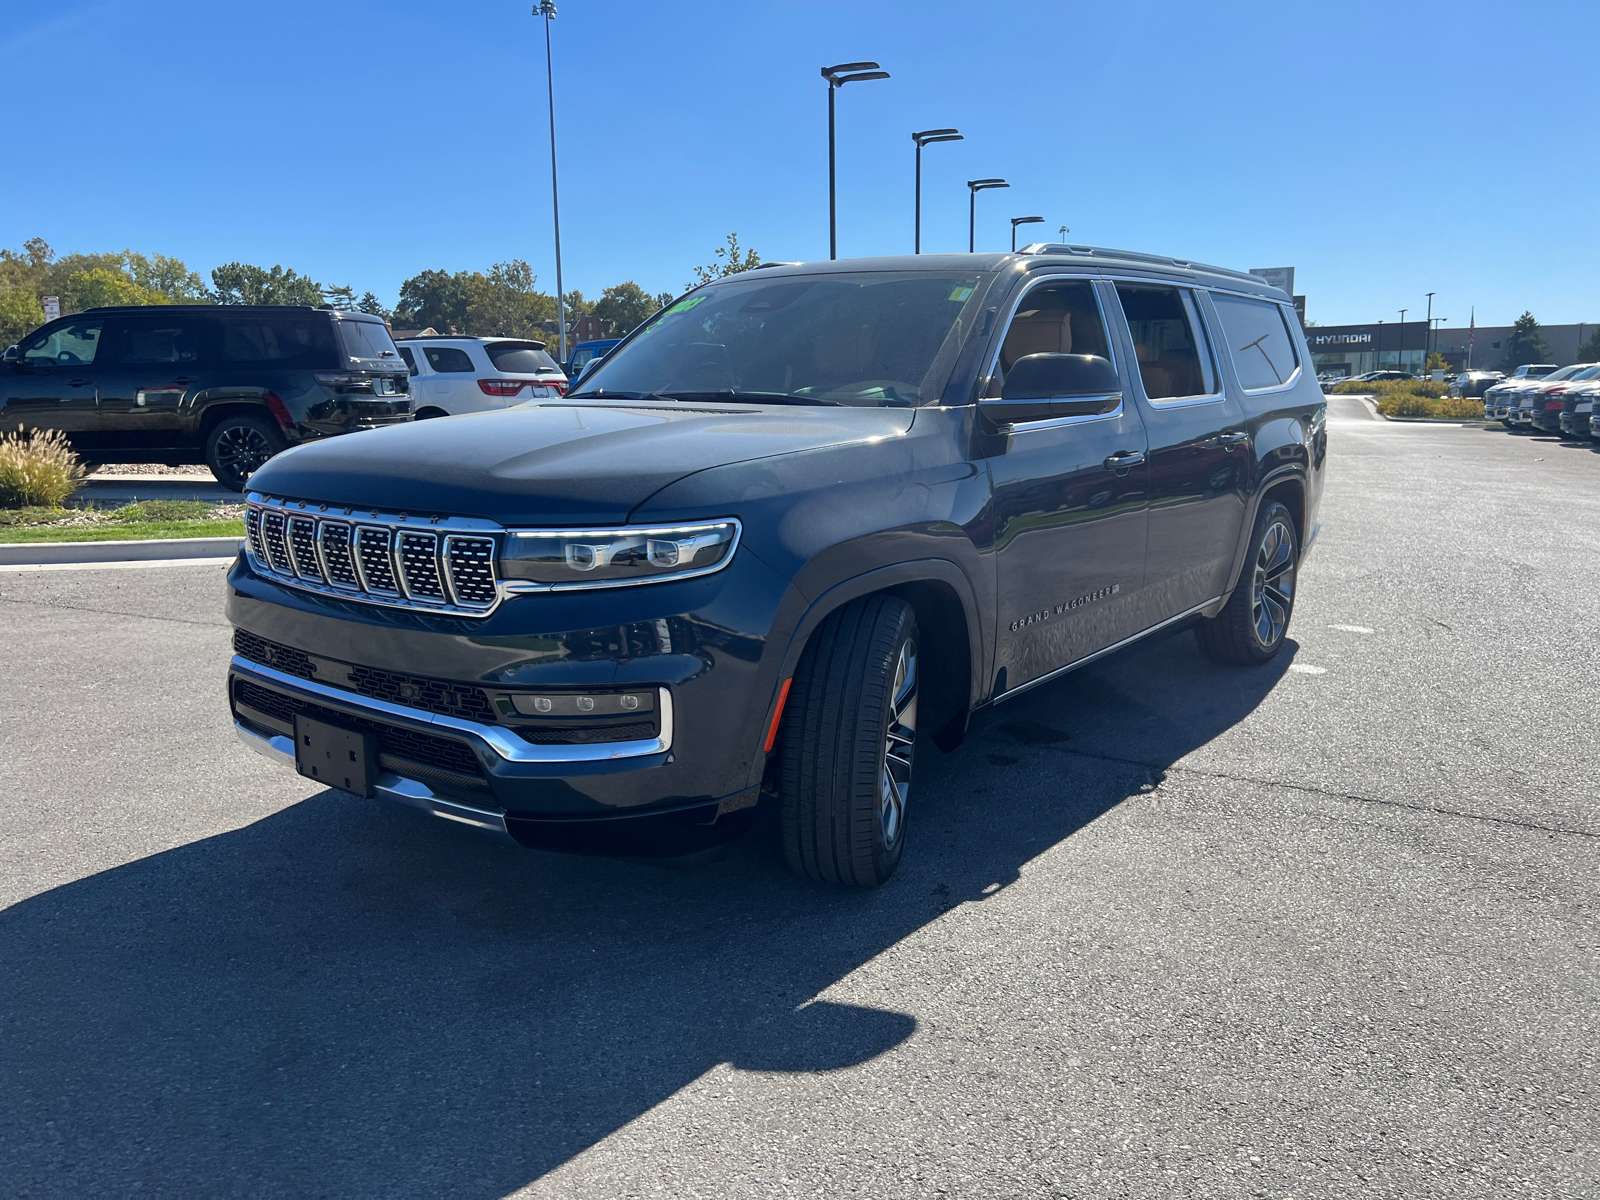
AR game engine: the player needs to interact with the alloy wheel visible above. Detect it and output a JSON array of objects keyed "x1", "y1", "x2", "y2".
[
  {"x1": 214, "y1": 425, "x2": 275, "y2": 483},
  {"x1": 1251, "y1": 520, "x2": 1296, "y2": 648},
  {"x1": 879, "y1": 638, "x2": 918, "y2": 847}
]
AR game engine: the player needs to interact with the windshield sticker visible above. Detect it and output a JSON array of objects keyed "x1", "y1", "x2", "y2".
[
  {"x1": 664, "y1": 295, "x2": 708, "y2": 315},
  {"x1": 947, "y1": 285, "x2": 975, "y2": 302}
]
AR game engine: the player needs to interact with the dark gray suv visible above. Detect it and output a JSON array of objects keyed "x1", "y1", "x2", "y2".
[{"x1": 1, "y1": 305, "x2": 412, "y2": 490}]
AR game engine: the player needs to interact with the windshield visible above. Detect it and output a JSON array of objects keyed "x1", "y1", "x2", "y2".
[
  {"x1": 336, "y1": 319, "x2": 399, "y2": 364},
  {"x1": 574, "y1": 271, "x2": 989, "y2": 407}
]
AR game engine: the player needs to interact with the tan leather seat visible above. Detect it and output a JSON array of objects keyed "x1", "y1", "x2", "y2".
[{"x1": 1000, "y1": 310, "x2": 1072, "y2": 374}]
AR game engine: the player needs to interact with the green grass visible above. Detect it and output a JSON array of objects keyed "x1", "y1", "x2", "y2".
[{"x1": 0, "y1": 520, "x2": 244, "y2": 544}]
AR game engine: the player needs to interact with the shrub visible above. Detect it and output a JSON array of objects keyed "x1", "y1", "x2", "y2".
[
  {"x1": 1330, "y1": 378, "x2": 1445, "y2": 398},
  {"x1": 0, "y1": 427, "x2": 86, "y2": 507},
  {"x1": 1375, "y1": 393, "x2": 1485, "y2": 420},
  {"x1": 113, "y1": 499, "x2": 213, "y2": 522}
]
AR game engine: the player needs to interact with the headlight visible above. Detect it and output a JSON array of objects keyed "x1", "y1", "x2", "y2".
[{"x1": 500, "y1": 519, "x2": 741, "y2": 590}]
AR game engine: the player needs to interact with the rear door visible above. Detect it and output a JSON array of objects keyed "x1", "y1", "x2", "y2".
[
  {"x1": 1107, "y1": 281, "x2": 1249, "y2": 615},
  {"x1": 0, "y1": 317, "x2": 106, "y2": 444},
  {"x1": 988, "y1": 275, "x2": 1151, "y2": 692},
  {"x1": 419, "y1": 343, "x2": 483, "y2": 413},
  {"x1": 94, "y1": 311, "x2": 212, "y2": 451}
]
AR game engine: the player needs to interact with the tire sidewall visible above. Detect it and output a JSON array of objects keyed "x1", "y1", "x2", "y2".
[
  {"x1": 206, "y1": 414, "x2": 285, "y2": 491},
  {"x1": 1245, "y1": 501, "x2": 1297, "y2": 657}
]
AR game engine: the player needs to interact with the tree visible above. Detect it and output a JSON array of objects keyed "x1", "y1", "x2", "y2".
[
  {"x1": 211, "y1": 262, "x2": 324, "y2": 306},
  {"x1": 465, "y1": 260, "x2": 558, "y2": 338},
  {"x1": 395, "y1": 268, "x2": 474, "y2": 332},
  {"x1": 0, "y1": 289, "x2": 45, "y2": 348},
  {"x1": 321, "y1": 284, "x2": 357, "y2": 311},
  {"x1": 593, "y1": 281, "x2": 659, "y2": 336},
  {"x1": 357, "y1": 291, "x2": 392, "y2": 320},
  {"x1": 66, "y1": 268, "x2": 168, "y2": 310},
  {"x1": 1425, "y1": 351, "x2": 1449, "y2": 371},
  {"x1": 1499, "y1": 311, "x2": 1551, "y2": 372},
  {"x1": 121, "y1": 251, "x2": 209, "y2": 302},
  {"x1": 1577, "y1": 327, "x2": 1600, "y2": 362},
  {"x1": 685, "y1": 232, "x2": 761, "y2": 292}
]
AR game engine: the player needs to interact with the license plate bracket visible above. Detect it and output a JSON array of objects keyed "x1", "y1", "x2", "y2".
[{"x1": 294, "y1": 714, "x2": 377, "y2": 797}]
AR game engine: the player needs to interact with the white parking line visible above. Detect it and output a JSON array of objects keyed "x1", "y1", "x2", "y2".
[
  {"x1": 1328, "y1": 624, "x2": 1374, "y2": 633},
  {"x1": 1289, "y1": 663, "x2": 1328, "y2": 675},
  {"x1": 0, "y1": 557, "x2": 236, "y2": 573}
]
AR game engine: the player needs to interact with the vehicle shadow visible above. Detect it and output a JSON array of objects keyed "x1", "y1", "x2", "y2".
[{"x1": 0, "y1": 631, "x2": 1293, "y2": 1196}]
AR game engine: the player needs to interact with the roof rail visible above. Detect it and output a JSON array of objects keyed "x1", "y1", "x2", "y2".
[
  {"x1": 1014, "y1": 244, "x2": 1264, "y2": 285},
  {"x1": 752, "y1": 262, "x2": 803, "y2": 270}
]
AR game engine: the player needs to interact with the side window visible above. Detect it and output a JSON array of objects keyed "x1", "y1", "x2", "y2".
[
  {"x1": 219, "y1": 318, "x2": 338, "y2": 368},
  {"x1": 994, "y1": 279, "x2": 1111, "y2": 386},
  {"x1": 1114, "y1": 284, "x2": 1216, "y2": 400},
  {"x1": 20, "y1": 320, "x2": 104, "y2": 367},
  {"x1": 1211, "y1": 294, "x2": 1300, "y2": 391},
  {"x1": 108, "y1": 317, "x2": 205, "y2": 365},
  {"x1": 423, "y1": 346, "x2": 475, "y2": 373},
  {"x1": 397, "y1": 346, "x2": 419, "y2": 376}
]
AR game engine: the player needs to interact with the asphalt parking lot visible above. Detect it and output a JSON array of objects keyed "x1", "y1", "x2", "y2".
[{"x1": 0, "y1": 396, "x2": 1594, "y2": 1199}]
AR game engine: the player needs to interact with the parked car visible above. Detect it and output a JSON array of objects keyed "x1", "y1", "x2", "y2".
[
  {"x1": 1507, "y1": 363, "x2": 1558, "y2": 379},
  {"x1": 227, "y1": 247, "x2": 1325, "y2": 886},
  {"x1": 0, "y1": 305, "x2": 410, "y2": 490},
  {"x1": 1486, "y1": 364, "x2": 1584, "y2": 426},
  {"x1": 395, "y1": 336, "x2": 568, "y2": 419},
  {"x1": 1525, "y1": 364, "x2": 1600, "y2": 432},
  {"x1": 1447, "y1": 370, "x2": 1503, "y2": 398},
  {"x1": 1558, "y1": 379, "x2": 1598, "y2": 439},
  {"x1": 566, "y1": 338, "x2": 622, "y2": 378}
]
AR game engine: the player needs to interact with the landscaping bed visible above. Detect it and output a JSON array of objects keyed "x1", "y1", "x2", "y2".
[
  {"x1": 0, "y1": 500, "x2": 244, "y2": 544},
  {"x1": 1329, "y1": 378, "x2": 1487, "y2": 420}
]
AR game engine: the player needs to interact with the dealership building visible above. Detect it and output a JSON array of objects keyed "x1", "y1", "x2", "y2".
[{"x1": 1303, "y1": 319, "x2": 1600, "y2": 378}]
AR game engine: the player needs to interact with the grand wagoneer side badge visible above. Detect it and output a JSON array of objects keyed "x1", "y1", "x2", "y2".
[{"x1": 1010, "y1": 583, "x2": 1121, "y2": 633}]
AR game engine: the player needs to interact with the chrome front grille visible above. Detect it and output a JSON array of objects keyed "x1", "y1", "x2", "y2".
[{"x1": 244, "y1": 493, "x2": 503, "y2": 616}]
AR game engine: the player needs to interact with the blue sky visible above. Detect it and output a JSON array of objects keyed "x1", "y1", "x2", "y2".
[{"x1": 4, "y1": 0, "x2": 1596, "y2": 329}]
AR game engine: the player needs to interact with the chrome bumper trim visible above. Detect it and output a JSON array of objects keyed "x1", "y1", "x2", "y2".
[
  {"x1": 233, "y1": 720, "x2": 514, "y2": 842},
  {"x1": 229, "y1": 655, "x2": 673, "y2": 763}
]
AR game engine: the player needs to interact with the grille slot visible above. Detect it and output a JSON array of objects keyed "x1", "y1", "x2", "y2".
[
  {"x1": 445, "y1": 536, "x2": 497, "y2": 607},
  {"x1": 318, "y1": 521, "x2": 359, "y2": 588},
  {"x1": 261, "y1": 511, "x2": 291, "y2": 573},
  {"x1": 244, "y1": 498, "x2": 503, "y2": 616},
  {"x1": 355, "y1": 526, "x2": 399, "y2": 594},
  {"x1": 397, "y1": 530, "x2": 445, "y2": 600},
  {"x1": 245, "y1": 507, "x2": 265, "y2": 560},
  {"x1": 287, "y1": 516, "x2": 322, "y2": 581}
]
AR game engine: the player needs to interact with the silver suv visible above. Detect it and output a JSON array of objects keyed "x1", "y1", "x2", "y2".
[{"x1": 395, "y1": 336, "x2": 568, "y2": 419}]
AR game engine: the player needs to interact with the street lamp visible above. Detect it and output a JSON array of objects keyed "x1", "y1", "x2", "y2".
[
  {"x1": 1425, "y1": 292, "x2": 1435, "y2": 365},
  {"x1": 1011, "y1": 215, "x2": 1044, "y2": 251},
  {"x1": 821, "y1": 61, "x2": 891, "y2": 260},
  {"x1": 535, "y1": 1, "x2": 567, "y2": 364},
  {"x1": 1399, "y1": 309, "x2": 1408, "y2": 373},
  {"x1": 912, "y1": 128, "x2": 962, "y2": 254},
  {"x1": 966, "y1": 179, "x2": 1008, "y2": 252},
  {"x1": 1059, "y1": 224, "x2": 1069, "y2": 242}
]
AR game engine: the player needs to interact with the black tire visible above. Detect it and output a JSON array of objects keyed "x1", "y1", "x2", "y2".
[
  {"x1": 778, "y1": 595, "x2": 918, "y2": 887},
  {"x1": 413, "y1": 407, "x2": 449, "y2": 420},
  {"x1": 1196, "y1": 500, "x2": 1298, "y2": 667},
  {"x1": 205, "y1": 414, "x2": 286, "y2": 492}
]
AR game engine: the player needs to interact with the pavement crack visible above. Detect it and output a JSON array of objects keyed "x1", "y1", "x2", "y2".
[
  {"x1": 0, "y1": 594, "x2": 228, "y2": 630},
  {"x1": 1010, "y1": 742, "x2": 1599, "y2": 840}
]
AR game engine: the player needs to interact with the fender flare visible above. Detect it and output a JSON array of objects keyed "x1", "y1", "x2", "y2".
[
  {"x1": 742, "y1": 557, "x2": 985, "y2": 790},
  {"x1": 1216, "y1": 462, "x2": 1307, "y2": 607}
]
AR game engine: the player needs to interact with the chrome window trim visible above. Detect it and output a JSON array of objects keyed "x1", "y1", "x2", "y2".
[
  {"x1": 990, "y1": 396, "x2": 1126, "y2": 434},
  {"x1": 981, "y1": 271, "x2": 1120, "y2": 394},
  {"x1": 1105, "y1": 278, "x2": 1228, "y2": 408},
  {"x1": 231, "y1": 655, "x2": 674, "y2": 763},
  {"x1": 1203, "y1": 289, "x2": 1305, "y2": 396}
]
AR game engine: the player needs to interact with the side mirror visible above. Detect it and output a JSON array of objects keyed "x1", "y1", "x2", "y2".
[
  {"x1": 982, "y1": 354, "x2": 1122, "y2": 425},
  {"x1": 1, "y1": 345, "x2": 17, "y2": 364}
]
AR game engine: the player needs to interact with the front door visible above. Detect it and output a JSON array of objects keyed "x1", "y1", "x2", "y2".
[
  {"x1": 1108, "y1": 282, "x2": 1249, "y2": 615},
  {"x1": 0, "y1": 317, "x2": 106, "y2": 445},
  {"x1": 988, "y1": 277, "x2": 1151, "y2": 694}
]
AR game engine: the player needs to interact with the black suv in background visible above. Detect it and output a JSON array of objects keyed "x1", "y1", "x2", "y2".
[{"x1": 1, "y1": 306, "x2": 411, "y2": 489}]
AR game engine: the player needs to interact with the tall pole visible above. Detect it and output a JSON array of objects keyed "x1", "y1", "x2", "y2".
[
  {"x1": 968, "y1": 188, "x2": 975, "y2": 253},
  {"x1": 914, "y1": 139, "x2": 921, "y2": 255},
  {"x1": 1398, "y1": 309, "x2": 1407, "y2": 372},
  {"x1": 1377, "y1": 319, "x2": 1383, "y2": 373},
  {"x1": 1425, "y1": 292, "x2": 1435, "y2": 364},
  {"x1": 827, "y1": 84, "x2": 837, "y2": 260},
  {"x1": 539, "y1": 2, "x2": 567, "y2": 363}
]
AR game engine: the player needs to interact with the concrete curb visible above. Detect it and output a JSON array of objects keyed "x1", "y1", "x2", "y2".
[{"x1": 0, "y1": 536, "x2": 242, "y2": 567}]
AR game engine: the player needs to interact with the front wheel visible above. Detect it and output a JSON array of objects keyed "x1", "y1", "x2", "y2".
[
  {"x1": 778, "y1": 595, "x2": 918, "y2": 887},
  {"x1": 205, "y1": 414, "x2": 286, "y2": 492},
  {"x1": 1196, "y1": 500, "x2": 1298, "y2": 666}
]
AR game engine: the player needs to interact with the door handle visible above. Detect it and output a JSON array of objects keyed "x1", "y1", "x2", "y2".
[
  {"x1": 1103, "y1": 449, "x2": 1146, "y2": 472},
  {"x1": 67, "y1": 378, "x2": 92, "y2": 386},
  {"x1": 1219, "y1": 429, "x2": 1248, "y2": 444}
]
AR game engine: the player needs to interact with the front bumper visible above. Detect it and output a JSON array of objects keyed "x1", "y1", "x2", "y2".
[
  {"x1": 1530, "y1": 410, "x2": 1564, "y2": 433},
  {"x1": 1560, "y1": 411, "x2": 1593, "y2": 437}
]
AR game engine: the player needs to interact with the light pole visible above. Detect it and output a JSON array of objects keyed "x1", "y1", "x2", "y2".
[
  {"x1": 536, "y1": 1, "x2": 567, "y2": 364},
  {"x1": 912, "y1": 128, "x2": 962, "y2": 253},
  {"x1": 1425, "y1": 292, "x2": 1435, "y2": 365},
  {"x1": 1398, "y1": 308, "x2": 1408, "y2": 373},
  {"x1": 821, "y1": 62, "x2": 891, "y2": 260},
  {"x1": 1376, "y1": 318, "x2": 1384, "y2": 373},
  {"x1": 1059, "y1": 224, "x2": 1069, "y2": 242},
  {"x1": 967, "y1": 179, "x2": 1008, "y2": 252},
  {"x1": 1011, "y1": 216, "x2": 1044, "y2": 251}
]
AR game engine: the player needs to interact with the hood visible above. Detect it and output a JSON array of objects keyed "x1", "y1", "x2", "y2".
[{"x1": 247, "y1": 401, "x2": 917, "y2": 524}]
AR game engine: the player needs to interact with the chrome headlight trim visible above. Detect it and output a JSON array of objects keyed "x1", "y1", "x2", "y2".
[{"x1": 500, "y1": 518, "x2": 744, "y2": 593}]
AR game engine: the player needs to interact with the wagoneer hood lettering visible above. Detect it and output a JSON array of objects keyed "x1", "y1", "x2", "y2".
[{"x1": 249, "y1": 402, "x2": 915, "y2": 524}]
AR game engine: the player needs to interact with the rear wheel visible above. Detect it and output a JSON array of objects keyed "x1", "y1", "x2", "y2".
[
  {"x1": 778, "y1": 595, "x2": 918, "y2": 887},
  {"x1": 205, "y1": 414, "x2": 285, "y2": 492},
  {"x1": 413, "y1": 407, "x2": 449, "y2": 420},
  {"x1": 1196, "y1": 500, "x2": 1298, "y2": 666}
]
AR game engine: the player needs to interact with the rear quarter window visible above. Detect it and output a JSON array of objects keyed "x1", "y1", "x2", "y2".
[
  {"x1": 1210, "y1": 294, "x2": 1300, "y2": 392},
  {"x1": 485, "y1": 341, "x2": 558, "y2": 373},
  {"x1": 218, "y1": 317, "x2": 338, "y2": 368},
  {"x1": 423, "y1": 346, "x2": 476, "y2": 372}
]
